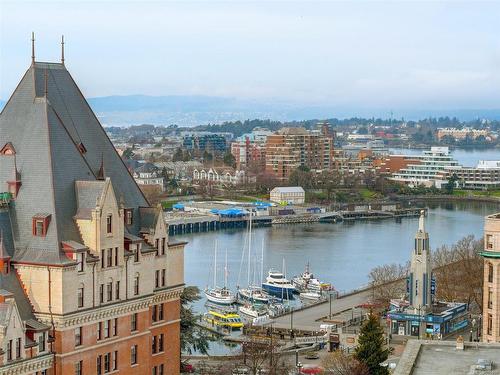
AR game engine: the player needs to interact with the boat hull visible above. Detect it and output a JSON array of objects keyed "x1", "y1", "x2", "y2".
[
  {"x1": 238, "y1": 289, "x2": 270, "y2": 304},
  {"x1": 204, "y1": 291, "x2": 236, "y2": 305},
  {"x1": 262, "y1": 283, "x2": 296, "y2": 297}
]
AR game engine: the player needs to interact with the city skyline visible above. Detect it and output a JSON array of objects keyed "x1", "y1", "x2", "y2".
[{"x1": 1, "y1": 1, "x2": 500, "y2": 112}]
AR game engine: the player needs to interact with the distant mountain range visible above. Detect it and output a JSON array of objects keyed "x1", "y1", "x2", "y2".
[{"x1": 2, "y1": 95, "x2": 500, "y2": 126}]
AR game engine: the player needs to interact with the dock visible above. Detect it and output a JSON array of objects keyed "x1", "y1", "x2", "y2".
[{"x1": 166, "y1": 205, "x2": 426, "y2": 235}]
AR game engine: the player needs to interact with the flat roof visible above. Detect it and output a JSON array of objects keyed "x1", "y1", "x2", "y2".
[{"x1": 396, "y1": 340, "x2": 500, "y2": 375}]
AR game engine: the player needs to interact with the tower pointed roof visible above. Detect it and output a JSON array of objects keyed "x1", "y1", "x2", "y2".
[{"x1": 0, "y1": 60, "x2": 149, "y2": 265}]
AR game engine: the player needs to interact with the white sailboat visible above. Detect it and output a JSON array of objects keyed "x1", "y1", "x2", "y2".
[
  {"x1": 205, "y1": 241, "x2": 236, "y2": 305},
  {"x1": 238, "y1": 217, "x2": 271, "y2": 304}
]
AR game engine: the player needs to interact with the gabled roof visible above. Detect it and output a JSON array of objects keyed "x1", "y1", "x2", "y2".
[{"x1": 0, "y1": 61, "x2": 149, "y2": 264}]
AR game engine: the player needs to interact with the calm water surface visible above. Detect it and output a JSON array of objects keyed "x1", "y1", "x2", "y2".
[{"x1": 177, "y1": 202, "x2": 499, "y2": 304}]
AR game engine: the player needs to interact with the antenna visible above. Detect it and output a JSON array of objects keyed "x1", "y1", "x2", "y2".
[
  {"x1": 44, "y1": 69, "x2": 48, "y2": 96},
  {"x1": 61, "y1": 35, "x2": 65, "y2": 65},
  {"x1": 31, "y1": 32, "x2": 35, "y2": 64}
]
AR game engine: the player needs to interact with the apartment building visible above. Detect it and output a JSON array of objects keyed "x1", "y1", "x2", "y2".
[
  {"x1": 0, "y1": 52, "x2": 185, "y2": 374},
  {"x1": 265, "y1": 126, "x2": 334, "y2": 181}
]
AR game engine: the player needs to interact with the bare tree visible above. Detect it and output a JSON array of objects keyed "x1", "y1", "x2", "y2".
[
  {"x1": 322, "y1": 350, "x2": 370, "y2": 375},
  {"x1": 369, "y1": 263, "x2": 409, "y2": 305},
  {"x1": 237, "y1": 336, "x2": 292, "y2": 375}
]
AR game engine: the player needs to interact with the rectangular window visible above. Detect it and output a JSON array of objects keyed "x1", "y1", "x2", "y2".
[
  {"x1": 104, "y1": 352, "x2": 110, "y2": 373},
  {"x1": 488, "y1": 314, "x2": 493, "y2": 335},
  {"x1": 155, "y1": 270, "x2": 160, "y2": 288},
  {"x1": 78, "y1": 286, "x2": 84, "y2": 308},
  {"x1": 158, "y1": 333, "x2": 164, "y2": 352},
  {"x1": 115, "y1": 281, "x2": 120, "y2": 300},
  {"x1": 77, "y1": 253, "x2": 84, "y2": 272},
  {"x1": 134, "y1": 275, "x2": 139, "y2": 295},
  {"x1": 489, "y1": 288, "x2": 493, "y2": 309},
  {"x1": 158, "y1": 303, "x2": 164, "y2": 321},
  {"x1": 113, "y1": 318, "x2": 118, "y2": 336},
  {"x1": 487, "y1": 234, "x2": 494, "y2": 249},
  {"x1": 101, "y1": 249, "x2": 105, "y2": 268},
  {"x1": 107, "y1": 248, "x2": 112, "y2": 267},
  {"x1": 107, "y1": 282, "x2": 112, "y2": 302},
  {"x1": 131, "y1": 345, "x2": 138, "y2": 365},
  {"x1": 39, "y1": 332, "x2": 46, "y2": 353},
  {"x1": 106, "y1": 215, "x2": 112, "y2": 234},
  {"x1": 75, "y1": 327, "x2": 82, "y2": 347},
  {"x1": 7, "y1": 339, "x2": 12, "y2": 361},
  {"x1": 98, "y1": 322, "x2": 102, "y2": 341},
  {"x1": 134, "y1": 246, "x2": 139, "y2": 263},
  {"x1": 34, "y1": 220, "x2": 44, "y2": 236},
  {"x1": 99, "y1": 284, "x2": 104, "y2": 304},
  {"x1": 15, "y1": 337, "x2": 21, "y2": 359},
  {"x1": 161, "y1": 238, "x2": 166, "y2": 255},
  {"x1": 489, "y1": 264, "x2": 494, "y2": 283},
  {"x1": 104, "y1": 320, "x2": 110, "y2": 339},
  {"x1": 97, "y1": 355, "x2": 102, "y2": 375},
  {"x1": 152, "y1": 366, "x2": 157, "y2": 375},
  {"x1": 75, "y1": 360, "x2": 83, "y2": 375},
  {"x1": 152, "y1": 335, "x2": 157, "y2": 354},
  {"x1": 112, "y1": 350, "x2": 118, "y2": 371},
  {"x1": 159, "y1": 364, "x2": 164, "y2": 375},
  {"x1": 114, "y1": 247, "x2": 118, "y2": 266},
  {"x1": 161, "y1": 269, "x2": 166, "y2": 287},
  {"x1": 125, "y1": 209, "x2": 133, "y2": 225},
  {"x1": 155, "y1": 238, "x2": 159, "y2": 252},
  {"x1": 131, "y1": 313, "x2": 138, "y2": 332},
  {"x1": 152, "y1": 305, "x2": 158, "y2": 323}
]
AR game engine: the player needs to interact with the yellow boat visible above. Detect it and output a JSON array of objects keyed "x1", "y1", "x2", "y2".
[{"x1": 204, "y1": 310, "x2": 243, "y2": 330}]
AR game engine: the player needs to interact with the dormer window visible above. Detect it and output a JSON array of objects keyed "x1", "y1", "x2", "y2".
[
  {"x1": 106, "y1": 215, "x2": 112, "y2": 234},
  {"x1": 77, "y1": 142, "x2": 87, "y2": 154},
  {"x1": 32, "y1": 214, "x2": 51, "y2": 237},
  {"x1": 125, "y1": 209, "x2": 133, "y2": 225}
]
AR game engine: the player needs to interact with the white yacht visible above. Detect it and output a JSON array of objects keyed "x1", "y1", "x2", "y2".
[
  {"x1": 262, "y1": 268, "x2": 296, "y2": 296},
  {"x1": 204, "y1": 241, "x2": 236, "y2": 305}
]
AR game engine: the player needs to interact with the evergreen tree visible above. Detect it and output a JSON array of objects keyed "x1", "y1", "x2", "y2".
[
  {"x1": 354, "y1": 313, "x2": 389, "y2": 375},
  {"x1": 180, "y1": 286, "x2": 213, "y2": 355}
]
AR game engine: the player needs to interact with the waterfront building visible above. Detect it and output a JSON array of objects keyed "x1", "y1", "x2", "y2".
[
  {"x1": 264, "y1": 126, "x2": 334, "y2": 181},
  {"x1": 373, "y1": 155, "x2": 422, "y2": 175},
  {"x1": 270, "y1": 187, "x2": 305, "y2": 205},
  {"x1": 387, "y1": 212, "x2": 468, "y2": 338},
  {"x1": 480, "y1": 213, "x2": 500, "y2": 343},
  {"x1": 0, "y1": 48, "x2": 185, "y2": 374},
  {"x1": 389, "y1": 147, "x2": 460, "y2": 187},
  {"x1": 437, "y1": 127, "x2": 490, "y2": 141},
  {"x1": 435, "y1": 160, "x2": 500, "y2": 190}
]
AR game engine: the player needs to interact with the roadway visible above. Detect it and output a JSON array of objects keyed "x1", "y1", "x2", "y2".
[{"x1": 269, "y1": 288, "x2": 373, "y2": 331}]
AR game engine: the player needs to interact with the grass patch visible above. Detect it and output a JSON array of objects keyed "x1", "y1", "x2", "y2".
[{"x1": 360, "y1": 188, "x2": 379, "y2": 200}]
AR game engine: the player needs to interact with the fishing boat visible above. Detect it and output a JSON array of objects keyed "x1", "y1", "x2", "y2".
[
  {"x1": 262, "y1": 263, "x2": 296, "y2": 297},
  {"x1": 203, "y1": 310, "x2": 243, "y2": 330},
  {"x1": 238, "y1": 302, "x2": 269, "y2": 319},
  {"x1": 204, "y1": 241, "x2": 236, "y2": 305},
  {"x1": 292, "y1": 263, "x2": 332, "y2": 293}
]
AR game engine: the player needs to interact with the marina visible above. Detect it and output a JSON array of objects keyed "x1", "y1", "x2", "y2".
[{"x1": 179, "y1": 202, "x2": 499, "y2": 336}]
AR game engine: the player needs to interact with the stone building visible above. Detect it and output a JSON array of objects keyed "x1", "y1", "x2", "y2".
[
  {"x1": 0, "y1": 46, "x2": 185, "y2": 374},
  {"x1": 480, "y1": 213, "x2": 500, "y2": 343}
]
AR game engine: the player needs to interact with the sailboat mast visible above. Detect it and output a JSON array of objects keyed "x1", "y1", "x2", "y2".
[
  {"x1": 224, "y1": 248, "x2": 228, "y2": 288},
  {"x1": 260, "y1": 238, "x2": 264, "y2": 286},
  {"x1": 214, "y1": 240, "x2": 217, "y2": 288},
  {"x1": 247, "y1": 213, "x2": 252, "y2": 286}
]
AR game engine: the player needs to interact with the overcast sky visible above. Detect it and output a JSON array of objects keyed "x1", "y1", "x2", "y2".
[{"x1": 1, "y1": 0, "x2": 500, "y2": 110}]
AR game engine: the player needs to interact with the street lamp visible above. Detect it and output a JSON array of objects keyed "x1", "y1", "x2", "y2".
[
  {"x1": 296, "y1": 361, "x2": 303, "y2": 374},
  {"x1": 329, "y1": 293, "x2": 333, "y2": 320}
]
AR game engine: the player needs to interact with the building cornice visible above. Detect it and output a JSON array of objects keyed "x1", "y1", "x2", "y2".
[
  {"x1": 0, "y1": 353, "x2": 53, "y2": 375},
  {"x1": 34, "y1": 285, "x2": 183, "y2": 329}
]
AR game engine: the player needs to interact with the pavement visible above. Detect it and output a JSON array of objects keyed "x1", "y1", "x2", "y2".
[{"x1": 269, "y1": 289, "x2": 372, "y2": 331}]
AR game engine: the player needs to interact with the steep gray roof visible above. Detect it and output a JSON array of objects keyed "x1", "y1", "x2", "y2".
[{"x1": 0, "y1": 62, "x2": 149, "y2": 265}]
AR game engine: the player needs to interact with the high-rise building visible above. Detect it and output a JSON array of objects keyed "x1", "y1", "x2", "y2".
[
  {"x1": 481, "y1": 213, "x2": 500, "y2": 342},
  {"x1": 0, "y1": 49, "x2": 185, "y2": 374},
  {"x1": 264, "y1": 126, "x2": 334, "y2": 181}
]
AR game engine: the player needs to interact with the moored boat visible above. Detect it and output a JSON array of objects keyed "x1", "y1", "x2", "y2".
[
  {"x1": 203, "y1": 310, "x2": 243, "y2": 330},
  {"x1": 262, "y1": 268, "x2": 296, "y2": 297}
]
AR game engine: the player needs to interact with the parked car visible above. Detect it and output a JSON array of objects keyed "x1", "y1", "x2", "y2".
[{"x1": 181, "y1": 362, "x2": 195, "y2": 373}]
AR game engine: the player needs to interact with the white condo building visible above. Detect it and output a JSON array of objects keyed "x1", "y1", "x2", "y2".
[{"x1": 390, "y1": 147, "x2": 460, "y2": 187}]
